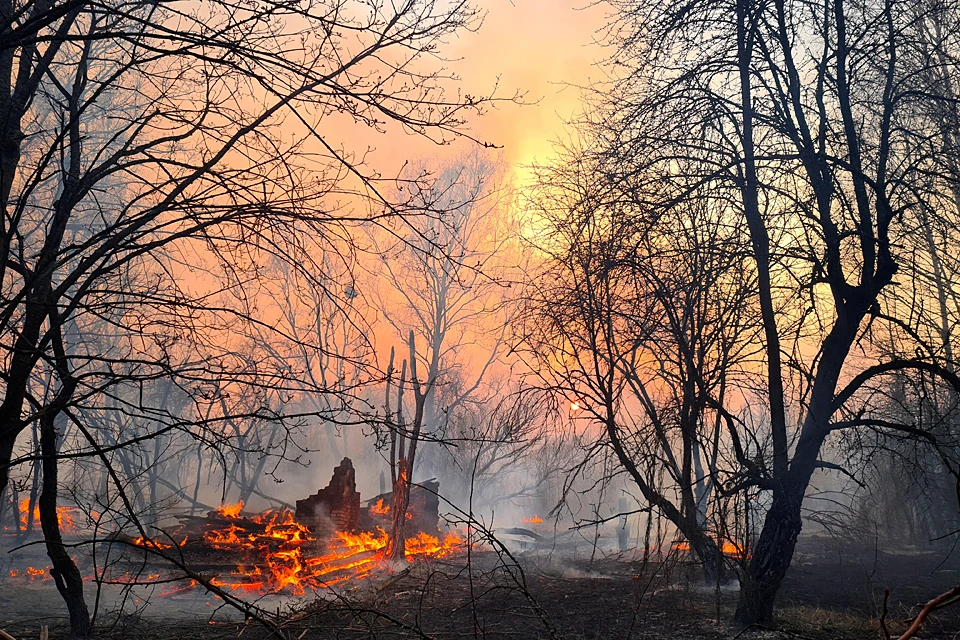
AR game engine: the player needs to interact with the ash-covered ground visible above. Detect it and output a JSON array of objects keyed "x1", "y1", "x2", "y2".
[{"x1": 3, "y1": 534, "x2": 960, "y2": 639}]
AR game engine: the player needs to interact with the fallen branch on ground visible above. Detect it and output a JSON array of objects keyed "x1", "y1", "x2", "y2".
[{"x1": 897, "y1": 583, "x2": 960, "y2": 640}]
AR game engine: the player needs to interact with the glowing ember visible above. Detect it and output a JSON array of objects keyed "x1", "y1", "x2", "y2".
[
  {"x1": 522, "y1": 515, "x2": 545, "y2": 523},
  {"x1": 131, "y1": 537, "x2": 173, "y2": 550},
  {"x1": 131, "y1": 535, "x2": 188, "y2": 550}
]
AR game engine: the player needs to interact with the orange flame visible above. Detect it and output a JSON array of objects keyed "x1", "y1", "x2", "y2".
[
  {"x1": 671, "y1": 538, "x2": 747, "y2": 558},
  {"x1": 213, "y1": 502, "x2": 244, "y2": 519},
  {"x1": 18, "y1": 498, "x2": 77, "y2": 532},
  {"x1": 9, "y1": 566, "x2": 50, "y2": 581},
  {"x1": 131, "y1": 535, "x2": 188, "y2": 550},
  {"x1": 22, "y1": 503, "x2": 469, "y2": 596},
  {"x1": 131, "y1": 537, "x2": 173, "y2": 550},
  {"x1": 370, "y1": 498, "x2": 390, "y2": 516},
  {"x1": 405, "y1": 531, "x2": 464, "y2": 559},
  {"x1": 182, "y1": 506, "x2": 466, "y2": 595},
  {"x1": 521, "y1": 515, "x2": 544, "y2": 524}
]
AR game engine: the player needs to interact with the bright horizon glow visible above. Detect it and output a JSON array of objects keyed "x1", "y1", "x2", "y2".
[{"x1": 350, "y1": 0, "x2": 609, "y2": 194}]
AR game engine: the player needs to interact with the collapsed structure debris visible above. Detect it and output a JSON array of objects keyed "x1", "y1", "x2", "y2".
[
  {"x1": 75, "y1": 457, "x2": 458, "y2": 596},
  {"x1": 291, "y1": 457, "x2": 441, "y2": 537},
  {"x1": 295, "y1": 457, "x2": 362, "y2": 538},
  {"x1": 360, "y1": 478, "x2": 440, "y2": 534}
]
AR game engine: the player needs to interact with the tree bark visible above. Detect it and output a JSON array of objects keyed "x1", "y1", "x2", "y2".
[
  {"x1": 385, "y1": 458, "x2": 410, "y2": 563},
  {"x1": 735, "y1": 326, "x2": 857, "y2": 625},
  {"x1": 38, "y1": 412, "x2": 91, "y2": 638}
]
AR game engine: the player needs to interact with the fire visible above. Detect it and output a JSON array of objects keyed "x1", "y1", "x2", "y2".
[
  {"x1": 17, "y1": 498, "x2": 77, "y2": 532},
  {"x1": 405, "y1": 531, "x2": 464, "y2": 559},
  {"x1": 522, "y1": 515, "x2": 544, "y2": 523},
  {"x1": 214, "y1": 527, "x2": 459, "y2": 595},
  {"x1": 131, "y1": 537, "x2": 173, "y2": 550},
  {"x1": 671, "y1": 538, "x2": 747, "y2": 558},
  {"x1": 9, "y1": 566, "x2": 50, "y2": 581},
  {"x1": 131, "y1": 535, "x2": 188, "y2": 550},
  {"x1": 336, "y1": 529, "x2": 388, "y2": 552},
  {"x1": 569, "y1": 400, "x2": 581, "y2": 411},
  {"x1": 214, "y1": 502, "x2": 244, "y2": 519},
  {"x1": 168, "y1": 508, "x2": 467, "y2": 596},
  {"x1": 204, "y1": 524, "x2": 247, "y2": 548},
  {"x1": 370, "y1": 498, "x2": 390, "y2": 516},
  {"x1": 720, "y1": 540, "x2": 744, "y2": 556}
]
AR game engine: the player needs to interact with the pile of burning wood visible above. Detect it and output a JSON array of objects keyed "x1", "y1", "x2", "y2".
[
  {"x1": 3, "y1": 458, "x2": 463, "y2": 596},
  {"x1": 124, "y1": 458, "x2": 462, "y2": 596}
]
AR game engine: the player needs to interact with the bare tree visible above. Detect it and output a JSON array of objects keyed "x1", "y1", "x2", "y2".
[
  {"x1": 368, "y1": 151, "x2": 520, "y2": 481},
  {"x1": 249, "y1": 250, "x2": 372, "y2": 463},
  {"x1": 0, "y1": 0, "x2": 498, "y2": 634},
  {"x1": 439, "y1": 380, "x2": 554, "y2": 508},
  {"x1": 382, "y1": 332, "x2": 431, "y2": 563},
  {"x1": 522, "y1": 144, "x2": 757, "y2": 582},
  {"x1": 853, "y1": 0, "x2": 960, "y2": 543},
  {"x1": 577, "y1": 0, "x2": 960, "y2": 625}
]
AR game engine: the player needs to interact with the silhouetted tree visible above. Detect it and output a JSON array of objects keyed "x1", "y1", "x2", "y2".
[
  {"x1": 0, "y1": 0, "x2": 496, "y2": 633},
  {"x1": 574, "y1": 0, "x2": 960, "y2": 624},
  {"x1": 523, "y1": 145, "x2": 757, "y2": 582}
]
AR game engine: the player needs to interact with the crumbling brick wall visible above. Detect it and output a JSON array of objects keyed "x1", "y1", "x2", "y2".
[{"x1": 295, "y1": 457, "x2": 360, "y2": 538}]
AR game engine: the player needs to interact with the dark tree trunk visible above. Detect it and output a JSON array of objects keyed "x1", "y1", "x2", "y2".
[
  {"x1": 38, "y1": 412, "x2": 91, "y2": 638},
  {"x1": 604, "y1": 409, "x2": 726, "y2": 584},
  {"x1": 24, "y1": 426, "x2": 41, "y2": 536},
  {"x1": 690, "y1": 532, "x2": 728, "y2": 585},
  {"x1": 386, "y1": 458, "x2": 410, "y2": 563},
  {"x1": 0, "y1": 435, "x2": 18, "y2": 498},
  {"x1": 734, "y1": 483, "x2": 805, "y2": 625},
  {"x1": 735, "y1": 331, "x2": 854, "y2": 626}
]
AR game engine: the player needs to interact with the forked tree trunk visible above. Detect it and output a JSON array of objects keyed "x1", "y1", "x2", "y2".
[
  {"x1": 736, "y1": 443, "x2": 831, "y2": 626},
  {"x1": 38, "y1": 413, "x2": 91, "y2": 638},
  {"x1": 384, "y1": 332, "x2": 428, "y2": 565},
  {"x1": 735, "y1": 334, "x2": 853, "y2": 625}
]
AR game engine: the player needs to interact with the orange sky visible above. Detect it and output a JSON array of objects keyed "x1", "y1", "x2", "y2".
[
  {"x1": 452, "y1": 0, "x2": 610, "y2": 171},
  {"x1": 358, "y1": 0, "x2": 610, "y2": 186}
]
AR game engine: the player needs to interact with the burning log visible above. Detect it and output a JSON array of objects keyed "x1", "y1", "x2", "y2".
[
  {"x1": 90, "y1": 460, "x2": 463, "y2": 598},
  {"x1": 295, "y1": 457, "x2": 361, "y2": 538}
]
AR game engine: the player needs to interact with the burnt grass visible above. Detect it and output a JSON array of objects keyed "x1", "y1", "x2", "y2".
[{"x1": 4, "y1": 534, "x2": 960, "y2": 639}]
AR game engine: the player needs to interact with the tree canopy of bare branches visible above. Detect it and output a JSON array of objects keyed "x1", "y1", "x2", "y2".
[
  {"x1": 530, "y1": 0, "x2": 960, "y2": 625},
  {"x1": 0, "y1": 0, "x2": 498, "y2": 634}
]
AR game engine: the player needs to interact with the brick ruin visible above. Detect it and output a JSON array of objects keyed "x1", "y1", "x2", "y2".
[
  {"x1": 295, "y1": 457, "x2": 361, "y2": 538},
  {"x1": 294, "y1": 457, "x2": 440, "y2": 538}
]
